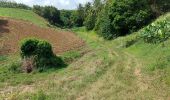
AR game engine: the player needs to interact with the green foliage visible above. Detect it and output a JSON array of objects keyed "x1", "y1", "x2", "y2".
[
  {"x1": 84, "y1": 0, "x2": 103, "y2": 31},
  {"x1": 21, "y1": 38, "x2": 39, "y2": 57},
  {"x1": 32, "y1": 5, "x2": 43, "y2": 16},
  {"x1": 76, "y1": 4, "x2": 85, "y2": 27},
  {"x1": 36, "y1": 41, "x2": 54, "y2": 58},
  {"x1": 33, "y1": 5, "x2": 61, "y2": 26},
  {"x1": 20, "y1": 38, "x2": 64, "y2": 69},
  {"x1": 84, "y1": 10, "x2": 96, "y2": 30},
  {"x1": 141, "y1": 19, "x2": 170, "y2": 43},
  {"x1": 0, "y1": 1, "x2": 31, "y2": 10},
  {"x1": 60, "y1": 10, "x2": 74, "y2": 28},
  {"x1": 42, "y1": 6, "x2": 61, "y2": 25},
  {"x1": 95, "y1": 0, "x2": 153, "y2": 39},
  {"x1": 96, "y1": 8, "x2": 113, "y2": 39}
]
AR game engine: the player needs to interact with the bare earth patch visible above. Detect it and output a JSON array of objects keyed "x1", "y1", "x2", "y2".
[{"x1": 0, "y1": 17, "x2": 85, "y2": 55}]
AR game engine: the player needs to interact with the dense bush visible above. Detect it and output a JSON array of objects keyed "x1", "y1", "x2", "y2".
[
  {"x1": 0, "y1": 1, "x2": 31, "y2": 10},
  {"x1": 95, "y1": 0, "x2": 153, "y2": 39},
  {"x1": 21, "y1": 38, "x2": 64, "y2": 70},
  {"x1": 20, "y1": 38, "x2": 39, "y2": 57},
  {"x1": 141, "y1": 19, "x2": 170, "y2": 43}
]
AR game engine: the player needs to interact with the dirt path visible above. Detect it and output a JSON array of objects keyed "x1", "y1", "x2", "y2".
[{"x1": 124, "y1": 52, "x2": 149, "y2": 92}]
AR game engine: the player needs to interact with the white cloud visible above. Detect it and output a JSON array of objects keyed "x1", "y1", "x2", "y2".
[{"x1": 13, "y1": 0, "x2": 93, "y2": 10}]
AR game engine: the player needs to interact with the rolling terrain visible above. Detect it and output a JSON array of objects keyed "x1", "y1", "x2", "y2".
[
  {"x1": 0, "y1": 8, "x2": 48, "y2": 27},
  {"x1": 0, "y1": 8, "x2": 170, "y2": 100},
  {"x1": 0, "y1": 17, "x2": 84, "y2": 55}
]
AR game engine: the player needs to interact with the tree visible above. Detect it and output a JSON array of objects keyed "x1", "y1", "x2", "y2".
[
  {"x1": 84, "y1": 2, "x2": 92, "y2": 18},
  {"x1": 84, "y1": 0, "x2": 104, "y2": 30},
  {"x1": 84, "y1": 9, "x2": 96, "y2": 30},
  {"x1": 33, "y1": 5, "x2": 43, "y2": 16},
  {"x1": 76, "y1": 4, "x2": 85, "y2": 27},
  {"x1": 95, "y1": 0, "x2": 153, "y2": 39},
  {"x1": 42, "y1": 6, "x2": 61, "y2": 25},
  {"x1": 60, "y1": 10, "x2": 74, "y2": 28}
]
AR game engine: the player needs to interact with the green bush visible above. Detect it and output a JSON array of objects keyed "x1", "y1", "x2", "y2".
[
  {"x1": 37, "y1": 40, "x2": 53, "y2": 58},
  {"x1": 21, "y1": 38, "x2": 39, "y2": 57},
  {"x1": 20, "y1": 38, "x2": 64, "y2": 70},
  {"x1": 141, "y1": 19, "x2": 170, "y2": 43}
]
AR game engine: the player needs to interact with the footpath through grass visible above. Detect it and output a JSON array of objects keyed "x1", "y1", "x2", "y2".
[{"x1": 0, "y1": 14, "x2": 170, "y2": 99}]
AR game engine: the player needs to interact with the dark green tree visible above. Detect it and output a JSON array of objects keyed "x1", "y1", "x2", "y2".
[
  {"x1": 42, "y1": 6, "x2": 61, "y2": 25},
  {"x1": 95, "y1": 0, "x2": 153, "y2": 39}
]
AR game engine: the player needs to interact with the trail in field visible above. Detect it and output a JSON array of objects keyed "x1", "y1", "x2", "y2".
[{"x1": 75, "y1": 48, "x2": 150, "y2": 100}]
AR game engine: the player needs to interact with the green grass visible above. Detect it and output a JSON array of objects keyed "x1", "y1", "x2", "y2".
[
  {"x1": 0, "y1": 8, "x2": 48, "y2": 27},
  {"x1": 0, "y1": 12, "x2": 170, "y2": 99}
]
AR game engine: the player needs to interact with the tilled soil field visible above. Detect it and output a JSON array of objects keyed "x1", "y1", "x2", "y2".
[{"x1": 0, "y1": 17, "x2": 85, "y2": 55}]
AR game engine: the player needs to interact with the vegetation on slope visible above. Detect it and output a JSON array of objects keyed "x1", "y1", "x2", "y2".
[
  {"x1": 0, "y1": 1, "x2": 31, "y2": 10},
  {"x1": 0, "y1": 8, "x2": 48, "y2": 27},
  {"x1": 0, "y1": 13, "x2": 170, "y2": 99}
]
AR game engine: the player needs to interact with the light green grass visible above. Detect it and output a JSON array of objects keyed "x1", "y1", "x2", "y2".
[
  {"x1": 0, "y1": 13, "x2": 170, "y2": 99},
  {"x1": 0, "y1": 8, "x2": 48, "y2": 27}
]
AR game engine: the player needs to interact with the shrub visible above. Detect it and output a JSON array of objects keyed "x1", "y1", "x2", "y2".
[
  {"x1": 20, "y1": 38, "x2": 64, "y2": 71},
  {"x1": 141, "y1": 19, "x2": 170, "y2": 43},
  {"x1": 21, "y1": 38, "x2": 39, "y2": 57},
  {"x1": 37, "y1": 40, "x2": 54, "y2": 58}
]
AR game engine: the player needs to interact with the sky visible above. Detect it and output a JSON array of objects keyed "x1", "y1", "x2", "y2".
[{"x1": 13, "y1": 0, "x2": 93, "y2": 10}]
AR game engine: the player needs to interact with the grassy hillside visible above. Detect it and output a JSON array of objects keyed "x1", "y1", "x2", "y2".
[
  {"x1": 0, "y1": 8, "x2": 48, "y2": 27},
  {"x1": 0, "y1": 12, "x2": 170, "y2": 99}
]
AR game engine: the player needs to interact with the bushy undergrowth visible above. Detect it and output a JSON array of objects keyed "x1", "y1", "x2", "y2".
[
  {"x1": 141, "y1": 18, "x2": 170, "y2": 43},
  {"x1": 0, "y1": 1, "x2": 31, "y2": 10},
  {"x1": 20, "y1": 38, "x2": 64, "y2": 72}
]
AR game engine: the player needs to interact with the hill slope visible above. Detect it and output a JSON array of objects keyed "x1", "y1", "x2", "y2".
[
  {"x1": 0, "y1": 17, "x2": 84, "y2": 55},
  {"x1": 0, "y1": 8, "x2": 48, "y2": 27},
  {"x1": 0, "y1": 10, "x2": 170, "y2": 100}
]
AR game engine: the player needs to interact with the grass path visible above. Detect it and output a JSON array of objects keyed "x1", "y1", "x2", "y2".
[
  {"x1": 1, "y1": 28, "x2": 170, "y2": 99},
  {"x1": 74, "y1": 47, "x2": 146, "y2": 100}
]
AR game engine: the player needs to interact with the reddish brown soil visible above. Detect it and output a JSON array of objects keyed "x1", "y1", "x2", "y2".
[{"x1": 0, "y1": 17, "x2": 85, "y2": 55}]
